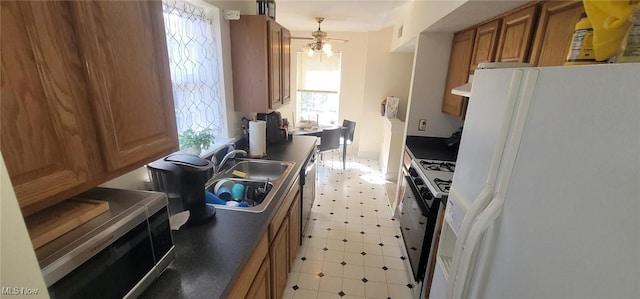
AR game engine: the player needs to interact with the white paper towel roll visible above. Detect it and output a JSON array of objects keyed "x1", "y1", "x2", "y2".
[{"x1": 249, "y1": 120, "x2": 266, "y2": 158}]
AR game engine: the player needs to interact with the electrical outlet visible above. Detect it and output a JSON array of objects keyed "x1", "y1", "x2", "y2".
[{"x1": 418, "y1": 119, "x2": 426, "y2": 131}]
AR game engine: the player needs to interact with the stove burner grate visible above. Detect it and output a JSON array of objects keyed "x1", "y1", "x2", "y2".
[
  {"x1": 433, "y1": 178, "x2": 452, "y2": 192},
  {"x1": 419, "y1": 161, "x2": 456, "y2": 172}
]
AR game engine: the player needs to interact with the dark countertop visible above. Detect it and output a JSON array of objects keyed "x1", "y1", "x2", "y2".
[
  {"x1": 405, "y1": 135, "x2": 458, "y2": 161},
  {"x1": 141, "y1": 136, "x2": 317, "y2": 299}
]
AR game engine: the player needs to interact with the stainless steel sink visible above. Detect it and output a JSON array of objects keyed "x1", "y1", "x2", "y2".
[
  {"x1": 223, "y1": 160, "x2": 294, "y2": 181},
  {"x1": 204, "y1": 159, "x2": 295, "y2": 213}
]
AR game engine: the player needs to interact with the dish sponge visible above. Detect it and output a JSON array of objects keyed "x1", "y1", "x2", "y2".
[{"x1": 232, "y1": 170, "x2": 248, "y2": 178}]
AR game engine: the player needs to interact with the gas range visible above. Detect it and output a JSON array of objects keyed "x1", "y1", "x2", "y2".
[
  {"x1": 410, "y1": 159, "x2": 455, "y2": 199},
  {"x1": 400, "y1": 159, "x2": 456, "y2": 282}
]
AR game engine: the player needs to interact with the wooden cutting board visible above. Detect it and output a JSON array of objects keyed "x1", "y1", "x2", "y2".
[{"x1": 25, "y1": 198, "x2": 110, "y2": 249}]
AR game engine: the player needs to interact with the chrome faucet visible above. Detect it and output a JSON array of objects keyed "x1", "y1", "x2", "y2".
[{"x1": 215, "y1": 148, "x2": 247, "y2": 173}]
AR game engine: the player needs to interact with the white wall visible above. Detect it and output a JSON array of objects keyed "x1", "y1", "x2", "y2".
[
  {"x1": 360, "y1": 27, "x2": 413, "y2": 157},
  {"x1": 1, "y1": 155, "x2": 49, "y2": 298},
  {"x1": 391, "y1": 0, "x2": 466, "y2": 52},
  {"x1": 406, "y1": 32, "x2": 463, "y2": 137},
  {"x1": 205, "y1": 0, "x2": 254, "y2": 139}
]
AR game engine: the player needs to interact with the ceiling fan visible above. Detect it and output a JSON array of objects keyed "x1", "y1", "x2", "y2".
[{"x1": 291, "y1": 17, "x2": 348, "y2": 56}]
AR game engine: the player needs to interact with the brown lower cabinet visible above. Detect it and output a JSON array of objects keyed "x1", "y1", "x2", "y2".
[
  {"x1": 288, "y1": 195, "x2": 301, "y2": 269},
  {"x1": 227, "y1": 175, "x2": 302, "y2": 299},
  {"x1": 227, "y1": 234, "x2": 270, "y2": 298},
  {"x1": 269, "y1": 177, "x2": 300, "y2": 299},
  {"x1": 247, "y1": 256, "x2": 271, "y2": 299},
  {"x1": 270, "y1": 216, "x2": 290, "y2": 299}
]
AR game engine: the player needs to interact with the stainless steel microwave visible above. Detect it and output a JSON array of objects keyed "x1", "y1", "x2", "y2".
[{"x1": 35, "y1": 188, "x2": 175, "y2": 299}]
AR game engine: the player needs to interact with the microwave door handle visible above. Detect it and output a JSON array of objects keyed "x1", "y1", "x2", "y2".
[
  {"x1": 447, "y1": 185, "x2": 493, "y2": 296},
  {"x1": 450, "y1": 194, "x2": 505, "y2": 299}
]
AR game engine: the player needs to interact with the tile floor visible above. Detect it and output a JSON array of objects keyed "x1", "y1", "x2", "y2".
[{"x1": 282, "y1": 151, "x2": 417, "y2": 299}]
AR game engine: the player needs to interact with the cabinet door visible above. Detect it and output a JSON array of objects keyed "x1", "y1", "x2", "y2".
[
  {"x1": 1, "y1": 1, "x2": 103, "y2": 215},
  {"x1": 246, "y1": 256, "x2": 271, "y2": 299},
  {"x1": 288, "y1": 194, "x2": 301, "y2": 270},
  {"x1": 229, "y1": 16, "x2": 270, "y2": 113},
  {"x1": 72, "y1": 1, "x2": 178, "y2": 171},
  {"x1": 281, "y1": 28, "x2": 291, "y2": 105},
  {"x1": 496, "y1": 5, "x2": 539, "y2": 63},
  {"x1": 268, "y1": 21, "x2": 282, "y2": 110},
  {"x1": 470, "y1": 19, "x2": 501, "y2": 73},
  {"x1": 227, "y1": 234, "x2": 269, "y2": 298},
  {"x1": 530, "y1": 1, "x2": 585, "y2": 66},
  {"x1": 442, "y1": 29, "x2": 475, "y2": 119},
  {"x1": 270, "y1": 219, "x2": 289, "y2": 299}
]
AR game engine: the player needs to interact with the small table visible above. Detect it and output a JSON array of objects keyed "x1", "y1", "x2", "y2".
[{"x1": 292, "y1": 126, "x2": 348, "y2": 169}]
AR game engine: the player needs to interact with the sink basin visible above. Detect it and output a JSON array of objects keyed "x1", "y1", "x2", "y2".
[
  {"x1": 205, "y1": 178, "x2": 274, "y2": 212},
  {"x1": 205, "y1": 159, "x2": 296, "y2": 213},
  {"x1": 223, "y1": 160, "x2": 294, "y2": 181}
]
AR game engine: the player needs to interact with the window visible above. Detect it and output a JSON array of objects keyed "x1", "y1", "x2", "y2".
[
  {"x1": 297, "y1": 52, "x2": 342, "y2": 126},
  {"x1": 162, "y1": 0, "x2": 226, "y2": 149}
]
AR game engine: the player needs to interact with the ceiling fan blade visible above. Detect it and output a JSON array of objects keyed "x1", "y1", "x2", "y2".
[
  {"x1": 324, "y1": 38, "x2": 349, "y2": 43},
  {"x1": 291, "y1": 36, "x2": 314, "y2": 40}
]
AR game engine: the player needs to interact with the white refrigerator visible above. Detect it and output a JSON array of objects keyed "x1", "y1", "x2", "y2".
[{"x1": 429, "y1": 64, "x2": 640, "y2": 299}]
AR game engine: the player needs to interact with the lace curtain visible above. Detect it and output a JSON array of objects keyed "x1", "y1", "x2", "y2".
[{"x1": 162, "y1": 0, "x2": 225, "y2": 137}]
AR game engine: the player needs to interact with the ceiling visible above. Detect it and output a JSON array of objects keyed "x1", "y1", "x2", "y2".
[
  {"x1": 274, "y1": 0, "x2": 529, "y2": 50},
  {"x1": 275, "y1": 0, "x2": 411, "y2": 32}
]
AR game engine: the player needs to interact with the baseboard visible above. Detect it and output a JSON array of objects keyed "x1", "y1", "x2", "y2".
[{"x1": 356, "y1": 151, "x2": 379, "y2": 159}]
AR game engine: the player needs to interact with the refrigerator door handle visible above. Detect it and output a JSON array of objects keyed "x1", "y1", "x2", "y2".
[
  {"x1": 446, "y1": 184, "x2": 493, "y2": 295},
  {"x1": 451, "y1": 70, "x2": 538, "y2": 299},
  {"x1": 451, "y1": 194, "x2": 506, "y2": 299}
]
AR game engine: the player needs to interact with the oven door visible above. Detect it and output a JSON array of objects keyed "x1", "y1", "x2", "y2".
[{"x1": 400, "y1": 176, "x2": 437, "y2": 282}]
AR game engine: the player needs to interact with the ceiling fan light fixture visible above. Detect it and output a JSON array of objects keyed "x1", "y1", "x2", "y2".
[{"x1": 293, "y1": 17, "x2": 347, "y2": 57}]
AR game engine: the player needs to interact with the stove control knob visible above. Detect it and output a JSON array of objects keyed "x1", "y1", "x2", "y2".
[
  {"x1": 414, "y1": 178, "x2": 424, "y2": 185},
  {"x1": 408, "y1": 168, "x2": 418, "y2": 177}
]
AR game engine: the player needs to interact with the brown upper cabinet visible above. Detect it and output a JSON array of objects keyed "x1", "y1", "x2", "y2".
[
  {"x1": 442, "y1": 29, "x2": 476, "y2": 119},
  {"x1": 470, "y1": 20, "x2": 502, "y2": 74},
  {"x1": 1, "y1": 1, "x2": 178, "y2": 216},
  {"x1": 496, "y1": 5, "x2": 539, "y2": 63},
  {"x1": 230, "y1": 15, "x2": 291, "y2": 113},
  {"x1": 442, "y1": 1, "x2": 584, "y2": 119},
  {"x1": 530, "y1": 1, "x2": 585, "y2": 66},
  {"x1": 268, "y1": 21, "x2": 283, "y2": 110},
  {"x1": 282, "y1": 28, "x2": 292, "y2": 106}
]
